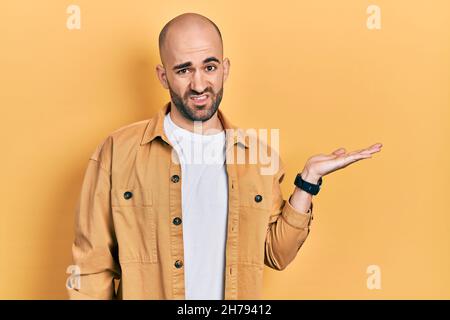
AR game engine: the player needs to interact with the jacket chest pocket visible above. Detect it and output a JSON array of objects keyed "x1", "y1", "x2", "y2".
[
  {"x1": 238, "y1": 178, "x2": 273, "y2": 211},
  {"x1": 111, "y1": 187, "x2": 153, "y2": 207},
  {"x1": 111, "y1": 187, "x2": 158, "y2": 264}
]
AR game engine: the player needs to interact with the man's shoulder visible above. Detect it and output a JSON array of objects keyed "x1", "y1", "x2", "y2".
[
  {"x1": 89, "y1": 118, "x2": 152, "y2": 162},
  {"x1": 109, "y1": 118, "x2": 150, "y2": 141}
]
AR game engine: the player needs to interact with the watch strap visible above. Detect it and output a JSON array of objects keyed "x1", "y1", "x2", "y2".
[{"x1": 294, "y1": 173, "x2": 322, "y2": 195}]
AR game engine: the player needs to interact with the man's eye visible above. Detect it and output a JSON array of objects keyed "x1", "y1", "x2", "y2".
[
  {"x1": 176, "y1": 68, "x2": 189, "y2": 74},
  {"x1": 206, "y1": 65, "x2": 217, "y2": 72}
]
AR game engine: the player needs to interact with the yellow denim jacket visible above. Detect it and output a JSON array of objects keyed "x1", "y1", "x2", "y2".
[{"x1": 68, "y1": 102, "x2": 314, "y2": 300}]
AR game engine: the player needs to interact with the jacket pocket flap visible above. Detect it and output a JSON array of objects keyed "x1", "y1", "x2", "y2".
[
  {"x1": 111, "y1": 187, "x2": 153, "y2": 207},
  {"x1": 239, "y1": 181, "x2": 272, "y2": 210}
]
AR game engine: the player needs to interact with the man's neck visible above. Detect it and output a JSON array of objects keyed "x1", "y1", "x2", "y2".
[{"x1": 169, "y1": 103, "x2": 224, "y2": 135}]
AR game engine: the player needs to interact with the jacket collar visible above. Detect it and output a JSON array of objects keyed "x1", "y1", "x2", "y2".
[{"x1": 140, "y1": 102, "x2": 249, "y2": 149}]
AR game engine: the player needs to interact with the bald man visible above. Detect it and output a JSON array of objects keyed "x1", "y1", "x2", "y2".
[{"x1": 68, "y1": 13, "x2": 382, "y2": 300}]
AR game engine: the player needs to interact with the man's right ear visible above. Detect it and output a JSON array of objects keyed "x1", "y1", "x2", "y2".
[{"x1": 156, "y1": 64, "x2": 169, "y2": 89}]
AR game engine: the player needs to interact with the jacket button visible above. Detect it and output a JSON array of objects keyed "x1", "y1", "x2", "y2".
[
  {"x1": 123, "y1": 191, "x2": 133, "y2": 200},
  {"x1": 254, "y1": 194, "x2": 263, "y2": 202},
  {"x1": 174, "y1": 260, "x2": 183, "y2": 268},
  {"x1": 171, "y1": 175, "x2": 180, "y2": 183},
  {"x1": 173, "y1": 217, "x2": 182, "y2": 225}
]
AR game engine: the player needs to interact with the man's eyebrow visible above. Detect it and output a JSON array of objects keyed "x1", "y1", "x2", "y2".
[
  {"x1": 172, "y1": 61, "x2": 192, "y2": 70},
  {"x1": 172, "y1": 57, "x2": 221, "y2": 71},
  {"x1": 203, "y1": 57, "x2": 220, "y2": 64}
]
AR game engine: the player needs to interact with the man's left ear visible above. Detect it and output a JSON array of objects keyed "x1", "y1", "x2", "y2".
[{"x1": 223, "y1": 58, "x2": 230, "y2": 83}]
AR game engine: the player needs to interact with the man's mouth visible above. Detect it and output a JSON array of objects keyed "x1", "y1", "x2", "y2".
[{"x1": 189, "y1": 94, "x2": 209, "y2": 105}]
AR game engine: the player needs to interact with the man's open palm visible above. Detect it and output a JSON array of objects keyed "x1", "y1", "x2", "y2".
[{"x1": 306, "y1": 143, "x2": 383, "y2": 178}]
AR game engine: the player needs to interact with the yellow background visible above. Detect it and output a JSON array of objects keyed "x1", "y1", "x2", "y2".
[{"x1": 1, "y1": 0, "x2": 449, "y2": 299}]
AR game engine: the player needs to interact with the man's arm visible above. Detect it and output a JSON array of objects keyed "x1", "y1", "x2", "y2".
[
  {"x1": 264, "y1": 142, "x2": 383, "y2": 271},
  {"x1": 68, "y1": 139, "x2": 121, "y2": 299},
  {"x1": 264, "y1": 158, "x2": 315, "y2": 271}
]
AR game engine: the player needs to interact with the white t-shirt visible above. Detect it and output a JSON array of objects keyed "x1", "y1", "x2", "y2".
[{"x1": 163, "y1": 111, "x2": 229, "y2": 300}]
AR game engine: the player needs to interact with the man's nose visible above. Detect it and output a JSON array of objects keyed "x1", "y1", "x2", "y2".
[{"x1": 190, "y1": 70, "x2": 208, "y2": 94}]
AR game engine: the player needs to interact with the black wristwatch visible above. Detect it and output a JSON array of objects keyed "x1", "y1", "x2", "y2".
[{"x1": 294, "y1": 173, "x2": 322, "y2": 195}]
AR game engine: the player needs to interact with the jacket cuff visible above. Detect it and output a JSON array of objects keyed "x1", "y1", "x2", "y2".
[{"x1": 281, "y1": 196, "x2": 314, "y2": 230}]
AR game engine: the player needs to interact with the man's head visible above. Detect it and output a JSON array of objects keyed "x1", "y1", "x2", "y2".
[{"x1": 156, "y1": 13, "x2": 230, "y2": 122}]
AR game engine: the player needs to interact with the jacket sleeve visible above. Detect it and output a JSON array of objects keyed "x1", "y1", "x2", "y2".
[
  {"x1": 67, "y1": 137, "x2": 121, "y2": 299},
  {"x1": 264, "y1": 156, "x2": 314, "y2": 271}
]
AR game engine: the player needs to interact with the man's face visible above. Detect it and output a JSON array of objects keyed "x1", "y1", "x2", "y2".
[
  {"x1": 157, "y1": 22, "x2": 230, "y2": 122},
  {"x1": 167, "y1": 74, "x2": 224, "y2": 123}
]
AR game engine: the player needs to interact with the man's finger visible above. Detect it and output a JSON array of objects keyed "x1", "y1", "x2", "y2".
[
  {"x1": 361, "y1": 150, "x2": 380, "y2": 156},
  {"x1": 360, "y1": 146, "x2": 382, "y2": 155},
  {"x1": 338, "y1": 153, "x2": 372, "y2": 168},
  {"x1": 347, "y1": 148, "x2": 364, "y2": 156}
]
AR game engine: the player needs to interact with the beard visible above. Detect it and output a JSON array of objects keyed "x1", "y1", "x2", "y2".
[{"x1": 168, "y1": 84, "x2": 223, "y2": 122}]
